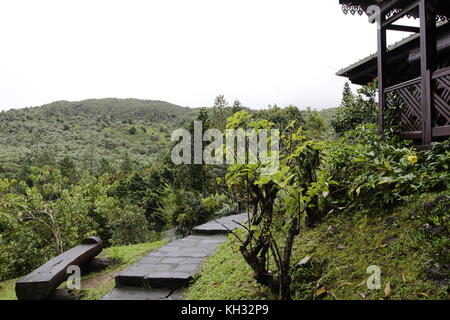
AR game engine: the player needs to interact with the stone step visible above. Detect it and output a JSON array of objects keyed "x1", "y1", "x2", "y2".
[
  {"x1": 115, "y1": 234, "x2": 227, "y2": 289},
  {"x1": 106, "y1": 213, "x2": 248, "y2": 299},
  {"x1": 101, "y1": 287, "x2": 184, "y2": 300},
  {"x1": 192, "y1": 213, "x2": 248, "y2": 235}
]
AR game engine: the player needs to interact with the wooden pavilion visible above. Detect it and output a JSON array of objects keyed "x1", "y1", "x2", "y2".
[{"x1": 337, "y1": 0, "x2": 450, "y2": 148}]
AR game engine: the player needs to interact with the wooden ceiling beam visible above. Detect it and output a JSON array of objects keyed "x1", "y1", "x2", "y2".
[
  {"x1": 382, "y1": 0, "x2": 420, "y2": 27},
  {"x1": 387, "y1": 24, "x2": 420, "y2": 33}
]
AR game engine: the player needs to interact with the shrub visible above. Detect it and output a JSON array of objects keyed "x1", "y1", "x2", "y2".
[
  {"x1": 0, "y1": 176, "x2": 98, "y2": 280},
  {"x1": 0, "y1": 168, "x2": 155, "y2": 280},
  {"x1": 158, "y1": 185, "x2": 206, "y2": 236},
  {"x1": 324, "y1": 125, "x2": 450, "y2": 211},
  {"x1": 201, "y1": 193, "x2": 238, "y2": 218},
  {"x1": 108, "y1": 204, "x2": 154, "y2": 245},
  {"x1": 157, "y1": 184, "x2": 235, "y2": 236}
]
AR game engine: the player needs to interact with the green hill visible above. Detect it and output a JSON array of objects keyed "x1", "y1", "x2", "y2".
[
  {"x1": 0, "y1": 98, "x2": 199, "y2": 177},
  {"x1": 0, "y1": 100, "x2": 337, "y2": 178},
  {"x1": 319, "y1": 107, "x2": 338, "y2": 124}
]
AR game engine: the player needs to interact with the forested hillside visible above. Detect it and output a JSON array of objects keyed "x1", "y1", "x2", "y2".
[
  {"x1": 0, "y1": 98, "x2": 198, "y2": 178},
  {"x1": 0, "y1": 98, "x2": 336, "y2": 179}
]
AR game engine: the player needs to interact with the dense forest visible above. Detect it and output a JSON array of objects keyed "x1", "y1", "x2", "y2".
[
  {"x1": 0, "y1": 98, "x2": 198, "y2": 177},
  {"x1": 0, "y1": 87, "x2": 448, "y2": 300},
  {"x1": 0, "y1": 97, "x2": 334, "y2": 178}
]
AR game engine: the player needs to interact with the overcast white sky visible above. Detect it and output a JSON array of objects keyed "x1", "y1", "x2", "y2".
[{"x1": 0, "y1": 0, "x2": 415, "y2": 111}]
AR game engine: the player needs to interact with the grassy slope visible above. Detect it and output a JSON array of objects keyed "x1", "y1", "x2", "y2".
[
  {"x1": 186, "y1": 193, "x2": 449, "y2": 300},
  {"x1": 186, "y1": 236, "x2": 273, "y2": 300},
  {"x1": 0, "y1": 240, "x2": 165, "y2": 300}
]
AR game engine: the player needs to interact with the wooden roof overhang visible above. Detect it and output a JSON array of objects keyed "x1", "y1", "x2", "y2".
[
  {"x1": 339, "y1": 0, "x2": 450, "y2": 21},
  {"x1": 337, "y1": 22, "x2": 450, "y2": 86}
]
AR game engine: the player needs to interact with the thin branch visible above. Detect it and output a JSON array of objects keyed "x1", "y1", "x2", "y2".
[{"x1": 212, "y1": 219, "x2": 245, "y2": 246}]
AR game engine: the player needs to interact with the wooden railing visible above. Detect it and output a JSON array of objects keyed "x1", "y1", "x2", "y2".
[
  {"x1": 384, "y1": 66, "x2": 450, "y2": 141},
  {"x1": 431, "y1": 66, "x2": 450, "y2": 137},
  {"x1": 385, "y1": 77, "x2": 423, "y2": 139}
]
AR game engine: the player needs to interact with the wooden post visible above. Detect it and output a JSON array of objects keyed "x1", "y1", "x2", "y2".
[
  {"x1": 377, "y1": 6, "x2": 387, "y2": 137},
  {"x1": 419, "y1": 0, "x2": 436, "y2": 146}
]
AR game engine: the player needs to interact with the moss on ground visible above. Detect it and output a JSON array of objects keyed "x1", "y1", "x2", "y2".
[
  {"x1": 186, "y1": 193, "x2": 449, "y2": 300},
  {"x1": 0, "y1": 240, "x2": 165, "y2": 300}
]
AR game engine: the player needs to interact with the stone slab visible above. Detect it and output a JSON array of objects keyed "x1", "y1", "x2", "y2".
[
  {"x1": 192, "y1": 213, "x2": 248, "y2": 235},
  {"x1": 101, "y1": 287, "x2": 183, "y2": 300}
]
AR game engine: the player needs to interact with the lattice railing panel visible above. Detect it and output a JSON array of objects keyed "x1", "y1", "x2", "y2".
[
  {"x1": 385, "y1": 80, "x2": 422, "y2": 132},
  {"x1": 433, "y1": 72, "x2": 450, "y2": 127}
]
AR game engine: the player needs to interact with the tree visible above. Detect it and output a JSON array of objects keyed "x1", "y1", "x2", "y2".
[
  {"x1": 82, "y1": 144, "x2": 98, "y2": 174},
  {"x1": 331, "y1": 82, "x2": 379, "y2": 134},
  {"x1": 173, "y1": 109, "x2": 212, "y2": 195},
  {"x1": 58, "y1": 156, "x2": 78, "y2": 183},
  {"x1": 232, "y1": 100, "x2": 244, "y2": 114},
  {"x1": 120, "y1": 152, "x2": 135, "y2": 174},
  {"x1": 128, "y1": 126, "x2": 137, "y2": 135},
  {"x1": 213, "y1": 95, "x2": 228, "y2": 109},
  {"x1": 342, "y1": 82, "x2": 353, "y2": 105},
  {"x1": 34, "y1": 148, "x2": 57, "y2": 168},
  {"x1": 224, "y1": 111, "x2": 330, "y2": 299},
  {"x1": 255, "y1": 105, "x2": 304, "y2": 136},
  {"x1": 98, "y1": 158, "x2": 114, "y2": 176},
  {"x1": 211, "y1": 95, "x2": 230, "y2": 129},
  {"x1": 303, "y1": 107, "x2": 331, "y2": 139}
]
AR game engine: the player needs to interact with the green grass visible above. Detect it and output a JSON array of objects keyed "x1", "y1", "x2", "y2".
[
  {"x1": 0, "y1": 240, "x2": 165, "y2": 300},
  {"x1": 0, "y1": 278, "x2": 19, "y2": 300},
  {"x1": 186, "y1": 193, "x2": 449, "y2": 300},
  {"x1": 186, "y1": 234, "x2": 273, "y2": 300}
]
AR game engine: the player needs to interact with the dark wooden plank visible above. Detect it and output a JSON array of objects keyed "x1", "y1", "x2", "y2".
[
  {"x1": 399, "y1": 131, "x2": 423, "y2": 139},
  {"x1": 415, "y1": 144, "x2": 432, "y2": 151},
  {"x1": 432, "y1": 66, "x2": 450, "y2": 80},
  {"x1": 15, "y1": 237, "x2": 103, "y2": 300},
  {"x1": 385, "y1": 77, "x2": 421, "y2": 93},
  {"x1": 387, "y1": 24, "x2": 420, "y2": 33},
  {"x1": 432, "y1": 125, "x2": 450, "y2": 137}
]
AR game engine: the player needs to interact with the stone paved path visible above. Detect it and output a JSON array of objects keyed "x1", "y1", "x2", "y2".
[{"x1": 102, "y1": 213, "x2": 247, "y2": 300}]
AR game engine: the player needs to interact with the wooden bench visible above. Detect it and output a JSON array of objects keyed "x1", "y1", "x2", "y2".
[{"x1": 15, "y1": 236, "x2": 103, "y2": 300}]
